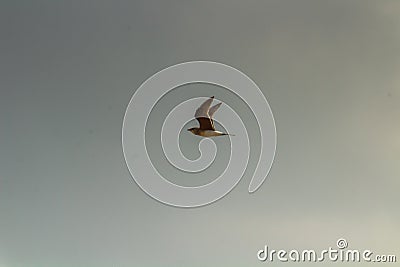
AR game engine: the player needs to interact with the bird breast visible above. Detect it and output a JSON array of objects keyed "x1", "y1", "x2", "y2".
[{"x1": 198, "y1": 130, "x2": 225, "y2": 137}]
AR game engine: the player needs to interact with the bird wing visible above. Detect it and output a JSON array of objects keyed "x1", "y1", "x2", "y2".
[
  {"x1": 195, "y1": 96, "x2": 214, "y2": 118},
  {"x1": 195, "y1": 96, "x2": 215, "y2": 131},
  {"x1": 196, "y1": 117, "x2": 215, "y2": 131},
  {"x1": 208, "y1": 102, "x2": 222, "y2": 118}
]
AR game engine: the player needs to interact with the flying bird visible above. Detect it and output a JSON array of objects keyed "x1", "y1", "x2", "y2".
[{"x1": 187, "y1": 96, "x2": 234, "y2": 137}]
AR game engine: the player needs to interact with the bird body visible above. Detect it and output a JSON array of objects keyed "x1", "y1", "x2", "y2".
[
  {"x1": 187, "y1": 96, "x2": 234, "y2": 137},
  {"x1": 189, "y1": 129, "x2": 229, "y2": 137}
]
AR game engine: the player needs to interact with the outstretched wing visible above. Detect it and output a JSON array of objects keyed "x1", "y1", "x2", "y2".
[
  {"x1": 208, "y1": 102, "x2": 222, "y2": 118},
  {"x1": 196, "y1": 117, "x2": 215, "y2": 130},
  {"x1": 195, "y1": 96, "x2": 215, "y2": 131},
  {"x1": 195, "y1": 96, "x2": 214, "y2": 118}
]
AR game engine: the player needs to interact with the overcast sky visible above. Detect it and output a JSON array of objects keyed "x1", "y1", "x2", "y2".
[{"x1": 1, "y1": 1, "x2": 399, "y2": 266}]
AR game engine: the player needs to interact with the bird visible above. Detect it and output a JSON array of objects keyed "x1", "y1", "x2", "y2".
[{"x1": 187, "y1": 96, "x2": 234, "y2": 137}]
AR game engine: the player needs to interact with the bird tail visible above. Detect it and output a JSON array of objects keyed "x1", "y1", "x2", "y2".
[{"x1": 222, "y1": 133, "x2": 235, "y2": 136}]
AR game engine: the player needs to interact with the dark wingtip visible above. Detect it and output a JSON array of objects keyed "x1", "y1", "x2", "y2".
[{"x1": 211, "y1": 96, "x2": 214, "y2": 98}]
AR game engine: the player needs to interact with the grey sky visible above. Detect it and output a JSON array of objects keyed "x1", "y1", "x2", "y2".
[{"x1": 1, "y1": 1, "x2": 399, "y2": 266}]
